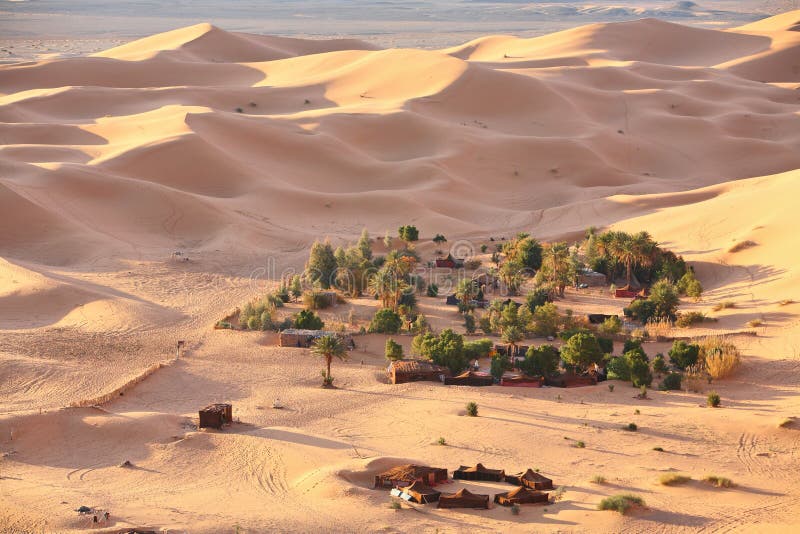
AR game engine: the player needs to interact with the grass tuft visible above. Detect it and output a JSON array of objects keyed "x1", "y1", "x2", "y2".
[
  {"x1": 703, "y1": 475, "x2": 734, "y2": 488},
  {"x1": 598, "y1": 494, "x2": 645, "y2": 515},
  {"x1": 659, "y1": 473, "x2": 691, "y2": 486},
  {"x1": 624, "y1": 423, "x2": 638, "y2": 432},
  {"x1": 591, "y1": 475, "x2": 607, "y2": 484},
  {"x1": 728, "y1": 240, "x2": 757, "y2": 253}
]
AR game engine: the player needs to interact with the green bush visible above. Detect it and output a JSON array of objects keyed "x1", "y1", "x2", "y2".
[
  {"x1": 215, "y1": 321, "x2": 232, "y2": 329},
  {"x1": 704, "y1": 475, "x2": 733, "y2": 488},
  {"x1": 303, "y1": 291, "x2": 332, "y2": 310},
  {"x1": 660, "y1": 473, "x2": 690, "y2": 486},
  {"x1": 626, "y1": 349, "x2": 652, "y2": 387},
  {"x1": 652, "y1": 353, "x2": 667, "y2": 374},
  {"x1": 606, "y1": 356, "x2": 630, "y2": 381},
  {"x1": 385, "y1": 338, "x2": 404, "y2": 360},
  {"x1": 490, "y1": 355, "x2": 510, "y2": 381},
  {"x1": 525, "y1": 287, "x2": 551, "y2": 313},
  {"x1": 707, "y1": 392, "x2": 721, "y2": 407},
  {"x1": 660, "y1": 372, "x2": 682, "y2": 390},
  {"x1": 669, "y1": 340, "x2": 700, "y2": 370},
  {"x1": 520, "y1": 345, "x2": 561, "y2": 376},
  {"x1": 676, "y1": 311, "x2": 706, "y2": 328},
  {"x1": 597, "y1": 336, "x2": 613, "y2": 354},
  {"x1": 623, "y1": 337, "x2": 644, "y2": 354},
  {"x1": 426, "y1": 283, "x2": 439, "y2": 297},
  {"x1": 466, "y1": 402, "x2": 478, "y2": 417},
  {"x1": 413, "y1": 329, "x2": 468, "y2": 375},
  {"x1": 560, "y1": 333, "x2": 604, "y2": 372},
  {"x1": 369, "y1": 308, "x2": 403, "y2": 334},
  {"x1": 624, "y1": 422, "x2": 638, "y2": 431},
  {"x1": 294, "y1": 309, "x2": 324, "y2": 330},
  {"x1": 463, "y1": 338, "x2": 493, "y2": 360},
  {"x1": 532, "y1": 302, "x2": 560, "y2": 337},
  {"x1": 598, "y1": 494, "x2": 645, "y2": 515},
  {"x1": 598, "y1": 315, "x2": 622, "y2": 335},
  {"x1": 464, "y1": 313, "x2": 476, "y2": 334}
]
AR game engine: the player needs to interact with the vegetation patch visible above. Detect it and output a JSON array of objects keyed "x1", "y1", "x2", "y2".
[
  {"x1": 591, "y1": 475, "x2": 606, "y2": 484},
  {"x1": 624, "y1": 423, "x2": 638, "y2": 432},
  {"x1": 598, "y1": 494, "x2": 645, "y2": 515},
  {"x1": 659, "y1": 473, "x2": 691, "y2": 486},
  {"x1": 466, "y1": 402, "x2": 478, "y2": 417},
  {"x1": 703, "y1": 475, "x2": 734, "y2": 488},
  {"x1": 707, "y1": 392, "x2": 721, "y2": 407},
  {"x1": 728, "y1": 240, "x2": 757, "y2": 253}
]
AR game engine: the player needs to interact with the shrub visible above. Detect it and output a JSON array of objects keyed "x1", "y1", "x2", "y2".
[
  {"x1": 463, "y1": 338, "x2": 493, "y2": 360},
  {"x1": 652, "y1": 446, "x2": 664, "y2": 452},
  {"x1": 294, "y1": 309, "x2": 324, "y2": 330},
  {"x1": 480, "y1": 244, "x2": 488, "y2": 253},
  {"x1": 510, "y1": 503, "x2": 520, "y2": 515},
  {"x1": 426, "y1": 283, "x2": 439, "y2": 297},
  {"x1": 608, "y1": 384, "x2": 615, "y2": 392},
  {"x1": 215, "y1": 321, "x2": 232, "y2": 329},
  {"x1": 728, "y1": 240, "x2": 756, "y2": 253},
  {"x1": 464, "y1": 313, "x2": 476, "y2": 334},
  {"x1": 659, "y1": 372, "x2": 682, "y2": 391},
  {"x1": 626, "y1": 349, "x2": 653, "y2": 387},
  {"x1": 520, "y1": 344, "x2": 560, "y2": 377},
  {"x1": 490, "y1": 355, "x2": 509, "y2": 381},
  {"x1": 597, "y1": 336, "x2": 613, "y2": 355},
  {"x1": 525, "y1": 287, "x2": 551, "y2": 313},
  {"x1": 575, "y1": 441, "x2": 586, "y2": 448},
  {"x1": 369, "y1": 308, "x2": 403, "y2": 334},
  {"x1": 623, "y1": 338, "x2": 643, "y2": 354},
  {"x1": 712, "y1": 301, "x2": 735, "y2": 312},
  {"x1": 598, "y1": 494, "x2": 645, "y2": 515},
  {"x1": 624, "y1": 423, "x2": 638, "y2": 432},
  {"x1": 303, "y1": 291, "x2": 332, "y2": 310},
  {"x1": 591, "y1": 475, "x2": 606, "y2": 484},
  {"x1": 560, "y1": 333, "x2": 604, "y2": 372},
  {"x1": 390, "y1": 499, "x2": 402, "y2": 510},
  {"x1": 652, "y1": 354, "x2": 667, "y2": 375},
  {"x1": 532, "y1": 302, "x2": 560, "y2": 337},
  {"x1": 598, "y1": 315, "x2": 622, "y2": 335},
  {"x1": 747, "y1": 318, "x2": 763, "y2": 328},
  {"x1": 676, "y1": 311, "x2": 706, "y2": 328},
  {"x1": 606, "y1": 356, "x2": 630, "y2": 381},
  {"x1": 437, "y1": 436, "x2": 447, "y2": 446},
  {"x1": 779, "y1": 299, "x2": 794, "y2": 306},
  {"x1": 385, "y1": 338, "x2": 403, "y2": 360},
  {"x1": 703, "y1": 475, "x2": 733, "y2": 488},
  {"x1": 707, "y1": 392, "x2": 721, "y2": 407},
  {"x1": 411, "y1": 313, "x2": 429, "y2": 334},
  {"x1": 414, "y1": 329, "x2": 468, "y2": 375},
  {"x1": 466, "y1": 402, "x2": 478, "y2": 417},
  {"x1": 669, "y1": 340, "x2": 699, "y2": 370},
  {"x1": 700, "y1": 336, "x2": 741, "y2": 379},
  {"x1": 659, "y1": 473, "x2": 691, "y2": 486}
]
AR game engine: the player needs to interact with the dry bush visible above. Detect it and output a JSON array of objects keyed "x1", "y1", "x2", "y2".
[
  {"x1": 684, "y1": 364, "x2": 708, "y2": 393},
  {"x1": 645, "y1": 317, "x2": 673, "y2": 338},
  {"x1": 659, "y1": 473, "x2": 691, "y2": 486},
  {"x1": 728, "y1": 240, "x2": 757, "y2": 253},
  {"x1": 778, "y1": 299, "x2": 794, "y2": 306},
  {"x1": 699, "y1": 336, "x2": 741, "y2": 379},
  {"x1": 746, "y1": 318, "x2": 763, "y2": 328},
  {"x1": 703, "y1": 475, "x2": 734, "y2": 488},
  {"x1": 712, "y1": 301, "x2": 735, "y2": 312}
]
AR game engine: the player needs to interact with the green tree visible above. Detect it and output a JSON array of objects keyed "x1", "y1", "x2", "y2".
[
  {"x1": 598, "y1": 315, "x2": 622, "y2": 335},
  {"x1": 312, "y1": 335, "x2": 348, "y2": 386},
  {"x1": 290, "y1": 274, "x2": 303, "y2": 302},
  {"x1": 385, "y1": 338, "x2": 404, "y2": 360},
  {"x1": 520, "y1": 345, "x2": 560, "y2": 376},
  {"x1": 532, "y1": 302, "x2": 560, "y2": 337},
  {"x1": 648, "y1": 279, "x2": 681, "y2": 321},
  {"x1": 432, "y1": 234, "x2": 447, "y2": 245},
  {"x1": 294, "y1": 309, "x2": 324, "y2": 330},
  {"x1": 560, "y1": 333, "x2": 604, "y2": 372},
  {"x1": 369, "y1": 308, "x2": 403, "y2": 334},
  {"x1": 668, "y1": 340, "x2": 699, "y2": 370},
  {"x1": 357, "y1": 228, "x2": 373, "y2": 260},
  {"x1": 455, "y1": 279, "x2": 479, "y2": 312},
  {"x1": 677, "y1": 269, "x2": 703, "y2": 301},
  {"x1": 625, "y1": 349, "x2": 652, "y2": 387},
  {"x1": 537, "y1": 242, "x2": 574, "y2": 297},
  {"x1": 398, "y1": 225, "x2": 419, "y2": 246},
  {"x1": 424, "y1": 329, "x2": 468, "y2": 375},
  {"x1": 464, "y1": 312, "x2": 476, "y2": 334},
  {"x1": 305, "y1": 240, "x2": 337, "y2": 289}
]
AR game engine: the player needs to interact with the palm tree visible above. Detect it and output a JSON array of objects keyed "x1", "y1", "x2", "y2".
[
  {"x1": 455, "y1": 279, "x2": 478, "y2": 311},
  {"x1": 312, "y1": 335, "x2": 348, "y2": 387},
  {"x1": 368, "y1": 268, "x2": 396, "y2": 309},
  {"x1": 542, "y1": 241, "x2": 572, "y2": 297},
  {"x1": 604, "y1": 231, "x2": 656, "y2": 287}
]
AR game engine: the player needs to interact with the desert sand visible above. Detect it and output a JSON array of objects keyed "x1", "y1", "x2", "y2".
[{"x1": 1, "y1": 11, "x2": 800, "y2": 533}]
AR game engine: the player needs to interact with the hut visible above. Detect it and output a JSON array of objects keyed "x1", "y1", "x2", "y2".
[
  {"x1": 399, "y1": 481, "x2": 441, "y2": 504},
  {"x1": 505, "y1": 469, "x2": 553, "y2": 490},
  {"x1": 494, "y1": 486, "x2": 549, "y2": 506},
  {"x1": 577, "y1": 269, "x2": 607, "y2": 287},
  {"x1": 615, "y1": 286, "x2": 649, "y2": 299},
  {"x1": 374, "y1": 465, "x2": 448, "y2": 488},
  {"x1": 388, "y1": 359, "x2": 449, "y2": 385},
  {"x1": 545, "y1": 372, "x2": 597, "y2": 388},
  {"x1": 198, "y1": 403, "x2": 232, "y2": 429},
  {"x1": 435, "y1": 254, "x2": 464, "y2": 269},
  {"x1": 437, "y1": 488, "x2": 490, "y2": 509},
  {"x1": 444, "y1": 371, "x2": 494, "y2": 387},
  {"x1": 453, "y1": 463, "x2": 505, "y2": 482},
  {"x1": 501, "y1": 375, "x2": 544, "y2": 388},
  {"x1": 278, "y1": 329, "x2": 352, "y2": 348}
]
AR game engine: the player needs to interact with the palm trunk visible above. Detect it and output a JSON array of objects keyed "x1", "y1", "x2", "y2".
[
  {"x1": 326, "y1": 354, "x2": 332, "y2": 381},
  {"x1": 626, "y1": 259, "x2": 632, "y2": 287}
]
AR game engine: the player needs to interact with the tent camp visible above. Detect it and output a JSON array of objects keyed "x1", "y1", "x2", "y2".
[
  {"x1": 505, "y1": 469, "x2": 553, "y2": 490},
  {"x1": 399, "y1": 481, "x2": 441, "y2": 504},
  {"x1": 444, "y1": 371, "x2": 494, "y2": 386},
  {"x1": 453, "y1": 463, "x2": 505, "y2": 482},
  {"x1": 388, "y1": 359, "x2": 449, "y2": 385},
  {"x1": 374, "y1": 465, "x2": 448, "y2": 488},
  {"x1": 494, "y1": 486, "x2": 549, "y2": 506},
  {"x1": 437, "y1": 488, "x2": 490, "y2": 509}
]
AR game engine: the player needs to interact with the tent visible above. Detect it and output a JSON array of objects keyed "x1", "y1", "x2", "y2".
[
  {"x1": 505, "y1": 469, "x2": 553, "y2": 490},
  {"x1": 445, "y1": 294, "x2": 459, "y2": 306},
  {"x1": 374, "y1": 465, "x2": 448, "y2": 488},
  {"x1": 444, "y1": 371, "x2": 494, "y2": 386},
  {"x1": 399, "y1": 481, "x2": 441, "y2": 504},
  {"x1": 494, "y1": 486, "x2": 549, "y2": 506},
  {"x1": 453, "y1": 463, "x2": 505, "y2": 482},
  {"x1": 388, "y1": 359, "x2": 449, "y2": 385},
  {"x1": 587, "y1": 314, "x2": 617, "y2": 324},
  {"x1": 437, "y1": 488, "x2": 490, "y2": 509},
  {"x1": 501, "y1": 375, "x2": 544, "y2": 388},
  {"x1": 198, "y1": 403, "x2": 232, "y2": 429}
]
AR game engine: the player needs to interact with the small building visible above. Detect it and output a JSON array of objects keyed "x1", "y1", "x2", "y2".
[
  {"x1": 437, "y1": 488, "x2": 490, "y2": 509},
  {"x1": 578, "y1": 269, "x2": 607, "y2": 287},
  {"x1": 198, "y1": 403, "x2": 232, "y2": 429},
  {"x1": 444, "y1": 370, "x2": 494, "y2": 386},
  {"x1": 388, "y1": 359, "x2": 450, "y2": 385},
  {"x1": 453, "y1": 463, "x2": 505, "y2": 482},
  {"x1": 374, "y1": 464, "x2": 449, "y2": 489},
  {"x1": 435, "y1": 254, "x2": 464, "y2": 269},
  {"x1": 494, "y1": 486, "x2": 549, "y2": 506},
  {"x1": 505, "y1": 468, "x2": 553, "y2": 490},
  {"x1": 399, "y1": 481, "x2": 441, "y2": 504},
  {"x1": 278, "y1": 329, "x2": 352, "y2": 348}
]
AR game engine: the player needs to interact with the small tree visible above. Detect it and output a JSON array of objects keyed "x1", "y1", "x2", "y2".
[
  {"x1": 598, "y1": 315, "x2": 622, "y2": 335},
  {"x1": 305, "y1": 240, "x2": 337, "y2": 289},
  {"x1": 294, "y1": 309, "x2": 324, "y2": 330},
  {"x1": 357, "y1": 228, "x2": 373, "y2": 260},
  {"x1": 464, "y1": 313, "x2": 476, "y2": 334},
  {"x1": 520, "y1": 345, "x2": 560, "y2": 376},
  {"x1": 369, "y1": 308, "x2": 403, "y2": 334},
  {"x1": 648, "y1": 279, "x2": 681, "y2": 321},
  {"x1": 398, "y1": 225, "x2": 419, "y2": 246},
  {"x1": 433, "y1": 234, "x2": 447, "y2": 245},
  {"x1": 312, "y1": 335, "x2": 348, "y2": 387},
  {"x1": 652, "y1": 353, "x2": 667, "y2": 375},
  {"x1": 466, "y1": 402, "x2": 478, "y2": 417},
  {"x1": 426, "y1": 283, "x2": 439, "y2": 297},
  {"x1": 290, "y1": 275, "x2": 303, "y2": 302},
  {"x1": 385, "y1": 338, "x2": 404, "y2": 360},
  {"x1": 383, "y1": 230, "x2": 392, "y2": 250},
  {"x1": 490, "y1": 355, "x2": 509, "y2": 381},
  {"x1": 625, "y1": 349, "x2": 653, "y2": 387},
  {"x1": 561, "y1": 333, "x2": 604, "y2": 372},
  {"x1": 532, "y1": 302, "x2": 560, "y2": 337},
  {"x1": 669, "y1": 340, "x2": 700, "y2": 370}
]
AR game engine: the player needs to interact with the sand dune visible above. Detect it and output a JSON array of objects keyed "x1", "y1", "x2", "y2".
[{"x1": 2, "y1": 11, "x2": 800, "y2": 533}]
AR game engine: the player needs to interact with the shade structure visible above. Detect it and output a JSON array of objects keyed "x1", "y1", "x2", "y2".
[
  {"x1": 437, "y1": 488, "x2": 490, "y2": 509},
  {"x1": 399, "y1": 480, "x2": 441, "y2": 504},
  {"x1": 374, "y1": 464, "x2": 448, "y2": 488},
  {"x1": 505, "y1": 469, "x2": 553, "y2": 490},
  {"x1": 443, "y1": 371, "x2": 494, "y2": 386},
  {"x1": 494, "y1": 486, "x2": 549, "y2": 506}
]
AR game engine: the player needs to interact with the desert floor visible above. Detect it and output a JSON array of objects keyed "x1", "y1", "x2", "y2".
[{"x1": 2, "y1": 10, "x2": 800, "y2": 534}]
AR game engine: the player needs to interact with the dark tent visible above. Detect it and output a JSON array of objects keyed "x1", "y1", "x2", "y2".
[
  {"x1": 494, "y1": 486, "x2": 549, "y2": 506},
  {"x1": 198, "y1": 403, "x2": 232, "y2": 429},
  {"x1": 374, "y1": 464, "x2": 448, "y2": 488},
  {"x1": 505, "y1": 468, "x2": 553, "y2": 490},
  {"x1": 437, "y1": 488, "x2": 490, "y2": 509},
  {"x1": 587, "y1": 314, "x2": 617, "y2": 324},
  {"x1": 445, "y1": 294, "x2": 459, "y2": 306},
  {"x1": 444, "y1": 371, "x2": 494, "y2": 386},
  {"x1": 400, "y1": 481, "x2": 441, "y2": 504},
  {"x1": 453, "y1": 463, "x2": 505, "y2": 482}
]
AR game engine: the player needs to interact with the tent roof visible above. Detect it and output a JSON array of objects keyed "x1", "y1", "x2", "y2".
[
  {"x1": 378, "y1": 464, "x2": 443, "y2": 480},
  {"x1": 390, "y1": 359, "x2": 447, "y2": 374},
  {"x1": 401, "y1": 481, "x2": 440, "y2": 495},
  {"x1": 457, "y1": 463, "x2": 504, "y2": 474}
]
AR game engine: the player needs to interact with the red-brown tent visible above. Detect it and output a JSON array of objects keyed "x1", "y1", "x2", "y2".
[
  {"x1": 444, "y1": 371, "x2": 494, "y2": 386},
  {"x1": 399, "y1": 481, "x2": 441, "y2": 504},
  {"x1": 437, "y1": 488, "x2": 490, "y2": 509},
  {"x1": 505, "y1": 468, "x2": 553, "y2": 490},
  {"x1": 494, "y1": 486, "x2": 549, "y2": 506},
  {"x1": 374, "y1": 465, "x2": 448, "y2": 488},
  {"x1": 453, "y1": 463, "x2": 505, "y2": 482}
]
